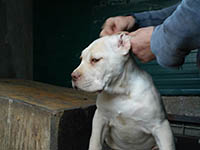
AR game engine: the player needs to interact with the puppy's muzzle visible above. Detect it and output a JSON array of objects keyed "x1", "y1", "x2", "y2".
[{"x1": 71, "y1": 71, "x2": 82, "y2": 82}]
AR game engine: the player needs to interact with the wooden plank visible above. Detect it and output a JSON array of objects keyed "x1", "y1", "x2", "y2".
[
  {"x1": 0, "y1": 79, "x2": 96, "y2": 112},
  {"x1": 0, "y1": 96, "x2": 9, "y2": 149},
  {"x1": 0, "y1": 97, "x2": 51, "y2": 150},
  {"x1": 0, "y1": 79, "x2": 96, "y2": 150}
]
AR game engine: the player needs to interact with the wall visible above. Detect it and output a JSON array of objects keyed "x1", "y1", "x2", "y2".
[
  {"x1": 34, "y1": 0, "x2": 200, "y2": 95},
  {"x1": 34, "y1": 0, "x2": 93, "y2": 86},
  {"x1": 34, "y1": 0, "x2": 181, "y2": 87},
  {"x1": 0, "y1": 0, "x2": 33, "y2": 79}
]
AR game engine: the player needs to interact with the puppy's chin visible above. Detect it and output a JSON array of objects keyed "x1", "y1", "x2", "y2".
[
  {"x1": 73, "y1": 83, "x2": 104, "y2": 93},
  {"x1": 78, "y1": 87, "x2": 104, "y2": 93}
]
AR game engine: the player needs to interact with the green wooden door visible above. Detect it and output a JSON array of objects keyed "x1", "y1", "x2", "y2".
[{"x1": 34, "y1": 0, "x2": 200, "y2": 95}]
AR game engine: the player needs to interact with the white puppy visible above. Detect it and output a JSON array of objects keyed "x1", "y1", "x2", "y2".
[{"x1": 71, "y1": 33, "x2": 175, "y2": 150}]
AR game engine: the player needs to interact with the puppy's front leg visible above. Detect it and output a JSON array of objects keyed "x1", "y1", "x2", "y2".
[
  {"x1": 152, "y1": 120, "x2": 175, "y2": 150},
  {"x1": 89, "y1": 109, "x2": 108, "y2": 150}
]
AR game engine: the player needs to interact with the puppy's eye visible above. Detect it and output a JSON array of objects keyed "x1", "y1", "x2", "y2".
[{"x1": 91, "y1": 57, "x2": 102, "y2": 64}]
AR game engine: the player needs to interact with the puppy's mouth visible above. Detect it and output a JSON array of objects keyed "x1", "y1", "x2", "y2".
[
  {"x1": 72, "y1": 81, "x2": 77, "y2": 89},
  {"x1": 72, "y1": 81, "x2": 82, "y2": 91},
  {"x1": 73, "y1": 85, "x2": 78, "y2": 90},
  {"x1": 72, "y1": 83, "x2": 82, "y2": 91},
  {"x1": 97, "y1": 89, "x2": 103, "y2": 93},
  {"x1": 72, "y1": 82, "x2": 104, "y2": 93}
]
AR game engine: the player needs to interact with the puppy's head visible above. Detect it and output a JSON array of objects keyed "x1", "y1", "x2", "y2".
[{"x1": 71, "y1": 33, "x2": 131, "y2": 92}]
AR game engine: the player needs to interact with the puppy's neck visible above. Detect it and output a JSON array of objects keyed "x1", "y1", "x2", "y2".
[{"x1": 103, "y1": 55, "x2": 141, "y2": 95}]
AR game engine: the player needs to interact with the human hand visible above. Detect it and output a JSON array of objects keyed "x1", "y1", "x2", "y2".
[
  {"x1": 129, "y1": 26, "x2": 156, "y2": 63},
  {"x1": 100, "y1": 16, "x2": 135, "y2": 37}
]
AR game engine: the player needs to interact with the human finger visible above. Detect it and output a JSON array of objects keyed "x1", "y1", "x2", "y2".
[
  {"x1": 100, "y1": 27, "x2": 114, "y2": 37},
  {"x1": 100, "y1": 18, "x2": 116, "y2": 37}
]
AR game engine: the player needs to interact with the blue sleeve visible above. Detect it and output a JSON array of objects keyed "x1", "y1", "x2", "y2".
[
  {"x1": 132, "y1": 4, "x2": 179, "y2": 28},
  {"x1": 151, "y1": 0, "x2": 200, "y2": 68}
]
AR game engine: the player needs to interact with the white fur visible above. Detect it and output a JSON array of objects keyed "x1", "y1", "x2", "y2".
[{"x1": 72, "y1": 33, "x2": 175, "y2": 150}]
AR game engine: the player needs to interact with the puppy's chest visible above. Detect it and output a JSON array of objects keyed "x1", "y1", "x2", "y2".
[
  {"x1": 97, "y1": 94, "x2": 154, "y2": 144},
  {"x1": 97, "y1": 94, "x2": 146, "y2": 128}
]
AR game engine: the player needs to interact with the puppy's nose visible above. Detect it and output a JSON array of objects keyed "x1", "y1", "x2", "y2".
[{"x1": 71, "y1": 71, "x2": 81, "y2": 81}]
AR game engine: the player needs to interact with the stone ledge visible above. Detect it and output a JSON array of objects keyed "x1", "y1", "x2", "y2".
[{"x1": 163, "y1": 96, "x2": 200, "y2": 121}]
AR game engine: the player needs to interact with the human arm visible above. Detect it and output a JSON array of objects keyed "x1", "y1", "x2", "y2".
[
  {"x1": 130, "y1": 0, "x2": 200, "y2": 68},
  {"x1": 100, "y1": 3, "x2": 179, "y2": 37},
  {"x1": 132, "y1": 3, "x2": 179, "y2": 28},
  {"x1": 150, "y1": 0, "x2": 200, "y2": 68}
]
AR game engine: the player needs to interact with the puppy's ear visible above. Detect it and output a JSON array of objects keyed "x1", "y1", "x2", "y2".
[{"x1": 117, "y1": 32, "x2": 131, "y2": 55}]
